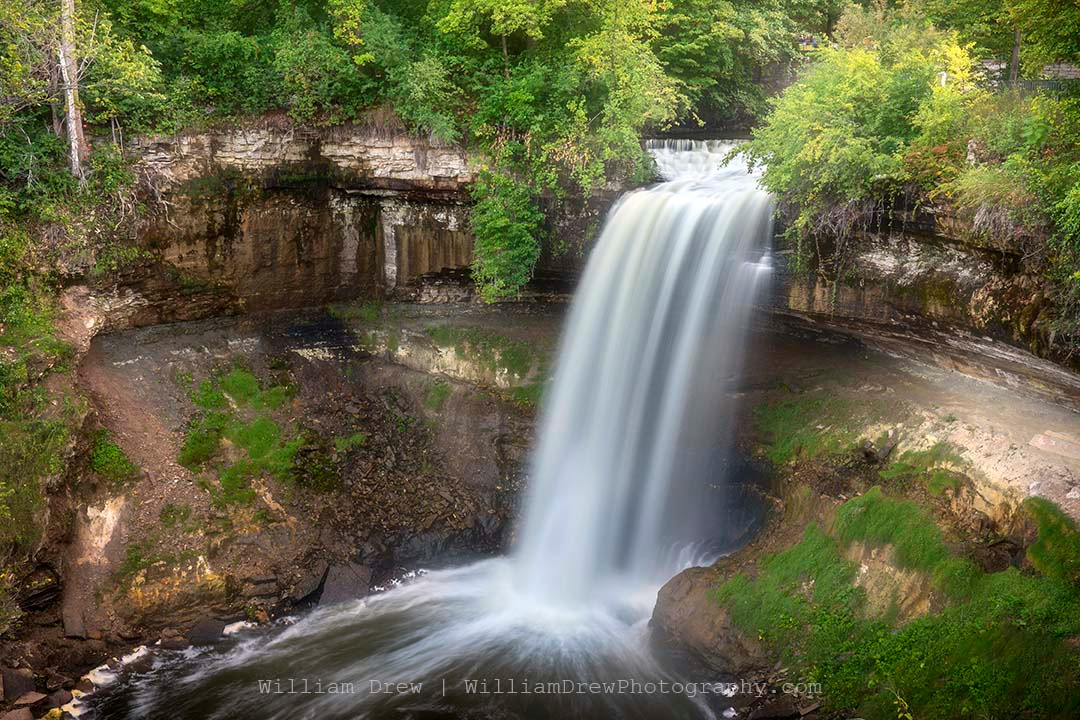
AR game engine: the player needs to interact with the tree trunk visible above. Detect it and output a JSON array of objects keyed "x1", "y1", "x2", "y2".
[
  {"x1": 501, "y1": 34, "x2": 509, "y2": 79},
  {"x1": 1009, "y1": 28, "x2": 1021, "y2": 87},
  {"x1": 58, "y1": 0, "x2": 89, "y2": 183}
]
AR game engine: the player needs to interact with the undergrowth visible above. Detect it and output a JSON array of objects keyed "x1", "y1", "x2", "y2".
[{"x1": 90, "y1": 429, "x2": 139, "y2": 487}]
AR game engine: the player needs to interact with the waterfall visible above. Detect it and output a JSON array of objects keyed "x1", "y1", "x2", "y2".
[{"x1": 514, "y1": 139, "x2": 774, "y2": 605}]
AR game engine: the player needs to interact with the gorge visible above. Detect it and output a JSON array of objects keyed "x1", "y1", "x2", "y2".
[{"x1": 3, "y1": 2, "x2": 1080, "y2": 719}]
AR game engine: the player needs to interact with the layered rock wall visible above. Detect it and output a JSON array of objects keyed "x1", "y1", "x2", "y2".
[{"x1": 115, "y1": 126, "x2": 476, "y2": 326}]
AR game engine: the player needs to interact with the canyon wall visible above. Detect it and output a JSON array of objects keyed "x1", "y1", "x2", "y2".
[
  {"x1": 116, "y1": 126, "x2": 1078, "y2": 405},
  {"x1": 115, "y1": 125, "x2": 476, "y2": 327},
  {"x1": 118, "y1": 125, "x2": 606, "y2": 325}
]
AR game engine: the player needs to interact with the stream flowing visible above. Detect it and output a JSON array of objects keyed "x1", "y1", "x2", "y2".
[{"x1": 88, "y1": 140, "x2": 774, "y2": 720}]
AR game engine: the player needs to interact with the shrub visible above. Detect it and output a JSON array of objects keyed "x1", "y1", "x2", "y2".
[{"x1": 469, "y1": 171, "x2": 544, "y2": 303}]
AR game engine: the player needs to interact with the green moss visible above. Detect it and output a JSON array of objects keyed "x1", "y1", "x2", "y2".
[
  {"x1": 426, "y1": 325, "x2": 536, "y2": 378},
  {"x1": 753, "y1": 394, "x2": 862, "y2": 465},
  {"x1": 219, "y1": 368, "x2": 261, "y2": 405},
  {"x1": 835, "y1": 486, "x2": 950, "y2": 572},
  {"x1": 215, "y1": 461, "x2": 257, "y2": 506},
  {"x1": 505, "y1": 383, "x2": 544, "y2": 408},
  {"x1": 254, "y1": 385, "x2": 293, "y2": 411},
  {"x1": 1023, "y1": 497, "x2": 1080, "y2": 584},
  {"x1": 880, "y1": 441, "x2": 966, "y2": 495},
  {"x1": 715, "y1": 493, "x2": 1080, "y2": 718},
  {"x1": 328, "y1": 301, "x2": 382, "y2": 324},
  {"x1": 191, "y1": 379, "x2": 228, "y2": 410},
  {"x1": 90, "y1": 429, "x2": 139, "y2": 486},
  {"x1": 179, "y1": 368, "x2": 300, "y2": 505},
  {"x1": 424, "y1": 380, "x2": 452, "y2": 411},
  {"x1": 178, "y1": 412, "x2": 229, "y2": 470},
  {"x1": 226, "y1": 417, "x2": 281, "y2": 460},
  {"x1": 334, "y1": 432, "x2": 367, "y2": 453},
  {"x1": 114, "y1": 538, "x2": 199, "y2": 588}
]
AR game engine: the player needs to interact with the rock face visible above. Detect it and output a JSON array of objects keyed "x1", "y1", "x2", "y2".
[
  {"x1": 770, "y1": 230, "x2": 1080, "y2": 409},
  {"x1": 108, "y1": 125, "x2": 476, "y2": 328},
  {"x1": 113, "y1": 125, "x2": 609, "y2": 330}
]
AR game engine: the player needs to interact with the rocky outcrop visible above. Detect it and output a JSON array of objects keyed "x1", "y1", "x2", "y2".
[
  {"x1": 109, "y1": 124, "x2": 610, "y2": 330},
  {"x1": 652, "y1": 566, "x2": 770, "y2": 674},
  {"x1": 768, "y1": 227, "x2": 1080, "y2": 409}
]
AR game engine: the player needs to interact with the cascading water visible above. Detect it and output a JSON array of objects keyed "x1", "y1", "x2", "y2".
[
  {"x1": 87, "y1": 141, "x2": 774, "y2": 720},
  {"x1": 516, "y1": 139, "x2": 773, "y2": 606}
]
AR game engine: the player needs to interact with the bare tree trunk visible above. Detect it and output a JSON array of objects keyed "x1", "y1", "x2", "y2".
[
  {"x1": 58, "y1": 0, "x2": 89, "y2": 183},
  {"x1": 1009, "y1": 29, "x2": 1021, "y2": 86}
]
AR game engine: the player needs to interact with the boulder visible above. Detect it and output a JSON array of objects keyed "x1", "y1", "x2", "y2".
[
  {"x1": 652, "y1": 567, "x2": 770, "y2": 675},
  {"x1": 0, "y1": 709, "x2": 32, "y2": 720},
  {"x1": 0, "y1": 669, "x2": 35, "y2": 702},
  {"x1": 319, "y1": 563, "x2": 371, "y2": 606},
  {"x1": 46, "y1": 689, "x2": 73, "y2": 708},
  {"x1": 12, "y1": 691, "x2": 45, "y2": 706},
  {"x1": 289, "y1": 560, "x2": 329, "y2": 603},
  {"x1": 186, "y1": 618, "x2": 227, "y2": 645}
]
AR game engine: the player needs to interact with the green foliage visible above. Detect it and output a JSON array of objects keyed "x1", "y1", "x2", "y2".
[
  {"x1": 741, "y1": 17, "x2": 948, "y2": 247},
  {"x1": 90, "y1": 429, "x2": 139, "y2": 486},
  {"x1": 747, "y1": 2, "x2": 1080, "y2": 352},
  {"x1": 716, "y1": 492, "x2": 1080, "y2": 717},
  {"x1": 469, "y1": 171, "x2": 544, "y2": 302},
  {"x1": 655, "y1": 0, "x2": 799, "y2": 121},
  {"x1": 0, "y1": 416, "x2": 69, "y2": 552},
  {"x1": 1006, "y1": 0, "x2": 1080, "y2": 68},
  {"x1": 328, "y1": 300, "x2": 382, "y2": 324},
  {"x1": 1023, "y1": 497, "x2": 1080, "y2": 584},
  {"x1": 269, "y1": 3, "x2": 373, "y2": 124}
]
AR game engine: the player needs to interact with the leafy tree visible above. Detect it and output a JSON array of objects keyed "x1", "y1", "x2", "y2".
[
  {"x1": 740, "y1": 37, "x2": 939, "y2": 244},
  {"x1": 1006, "y1": 0, "x2": 1080, "y2": 67},
  {"x1": 656, "y1": 0, "x2": 802, "y2": 121}
]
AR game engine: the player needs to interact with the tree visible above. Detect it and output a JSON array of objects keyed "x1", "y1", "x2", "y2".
[
  {"x1": 437, "y1": 0, "x2": 568, "y2": 76},
  {"x1": 58, "y1": 0, "x2": 88, "y2": 182},
  {"x1": 655, "y1": 0, "x2": 799, "y2": 120},
  {"x1": 1006, "y1": 0, "x2": 1080, "y2": 67}
]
